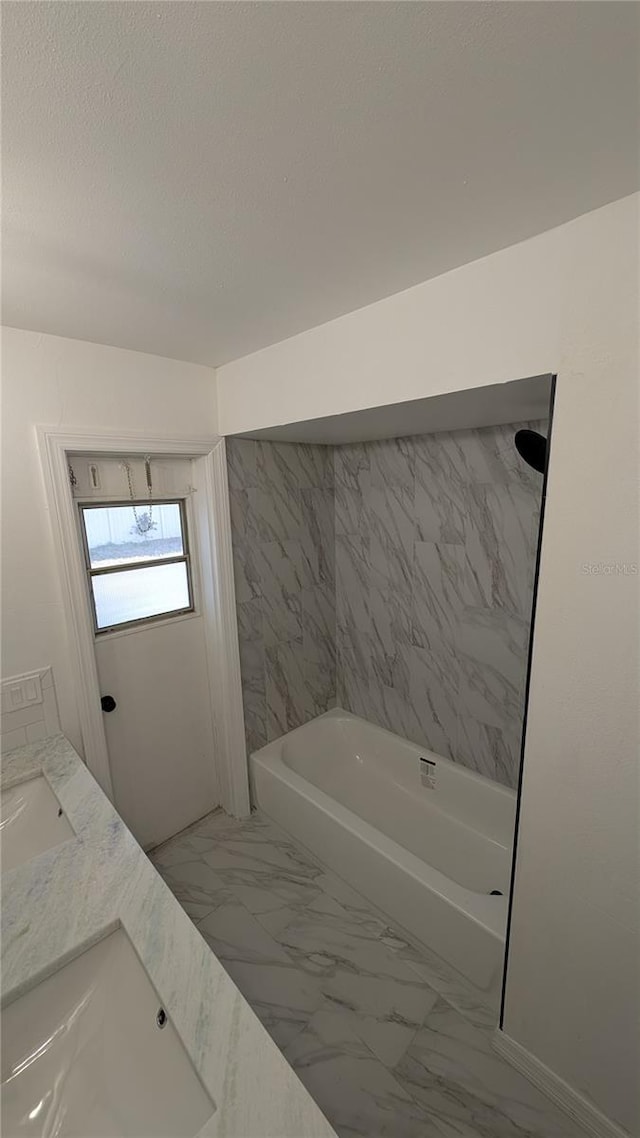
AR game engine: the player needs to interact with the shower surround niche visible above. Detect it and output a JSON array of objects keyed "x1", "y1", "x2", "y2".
[{"x1": 227, "y1": 419, "x2": 545, "y2": 790}]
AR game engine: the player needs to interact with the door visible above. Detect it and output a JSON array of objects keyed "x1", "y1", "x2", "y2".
[{"x1": 73, "y1": 454, "x2": 219, "y2": 849}]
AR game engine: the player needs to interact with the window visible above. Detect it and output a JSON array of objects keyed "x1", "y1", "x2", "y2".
[{"x1": 79, "y1": 500, "x2": 194, "y2": 633}]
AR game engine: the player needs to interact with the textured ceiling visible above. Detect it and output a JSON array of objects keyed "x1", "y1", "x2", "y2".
[{"x1": 3, "y1": 2, "x2": 639, "y2": 367}]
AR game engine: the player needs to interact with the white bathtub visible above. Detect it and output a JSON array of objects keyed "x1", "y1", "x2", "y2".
[{"x1": 251, "y1": 708, "x2": 517, "y2": 993}]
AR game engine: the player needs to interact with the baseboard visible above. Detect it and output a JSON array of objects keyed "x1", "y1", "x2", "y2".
[{"x1": 492, "y1": 1029, "x2": 631, "y2": 1138}]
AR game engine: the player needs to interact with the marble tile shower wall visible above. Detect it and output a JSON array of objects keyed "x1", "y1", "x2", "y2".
[
  {"x1": 334, "y1": 421, "x2": 546, "y2": 787},
  {"x1": 226, "y1": 439, "x2": 337, "y2": 753},
  {"x1": 228, "y1": 422, "x2": 545, "y2": 788}
]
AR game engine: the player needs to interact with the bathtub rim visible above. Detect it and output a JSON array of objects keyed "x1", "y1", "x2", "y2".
[
  {"x1": 251, "y1": 713, "x2": 512, "y2": 943},
  {"x1": 254, "y1": 706, "x2": 517, "y2": 843}
]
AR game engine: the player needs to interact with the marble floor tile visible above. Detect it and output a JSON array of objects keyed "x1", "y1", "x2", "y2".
[
  {"x1": 154, "y1": 811, "x2": 582, "y2": 1138},
  {"x1": 197, "y1": 894, "x2": 325, "y2": 1050},
  {"x1": 265, "y1": 893, "x2": 439, "y2": 1067},
  {"x1": 197, "y1": 897, "x2": 294, "y2": 964},
  {"x1": 217, "y1": 955, "x2": 323, "y2": 1032},
  {"x1": 177, "y1": 808, "x2": 273, "y2": 840},
  {"x1": 154, "y1": 810, "x2": 324, "y2": 920},
  {"x1": 201, "y1": 821, "x2": 322, "y2": 879},
  {"x1": 254, "y1": 901, "x2": 309, "y2": 939},
  {"x1": 306, "y1": 891, "x2": 387, "y2": 937},
  {"x1": 283, "y1": 1008, "x2": 435, "y2": 1138},
  {"x1": 177, "y1": 809, "x2": 298, "y2": 854},
  {"x1": 150, "y1": 827, "x2": 215, "y2": 868},
  {"x1": 226, "y1": 870, "x2": 324, "y2": 919},
  {"x1": 151, "y1": 860, "x2": 232, "y2": 922},
  {"x1": 197, "y1": 815, "x2": 325, "y2": 917},
  {"x1": 313, "y1": 871, "x2": 388, "y2": 924},
  {"x1": 377, "y1": 924, "x2": 500, "y2": 1033},
  {"x1": 256, "y1": 885, "x2": 382, "y2": 944},
  {"x1": 324, "y1": 972, "x2": 438, "y2": 1069},
  {"x1": 251, "y1": 998, "x2": 314, "y2": 1051},
  {"x1": 394, "y1": 998, "x2": 586, "y2": 1138},
  {"x1": 271, "y1": 894, "x2": 423, "y2": 983}
]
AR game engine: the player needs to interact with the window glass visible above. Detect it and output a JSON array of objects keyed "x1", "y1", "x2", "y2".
[
  {"x1": 82, "y1": 503, "x2": 184, "y2": 568},
  {"x1": 91, "y1": 561, "x2": 191, "y2": 631}
]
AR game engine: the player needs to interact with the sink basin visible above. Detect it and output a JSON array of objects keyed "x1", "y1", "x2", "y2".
[
  {"x1": 1, "y1": 927, "x2": 215, "y2": 1137},
  {"x1": 1, "y1": 777, "x2": 75, "y2": 873}
]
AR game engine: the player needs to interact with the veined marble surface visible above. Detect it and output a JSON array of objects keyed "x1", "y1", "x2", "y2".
[
  {"x1": 334, "y1": 420, "x2": 546, "y2": 789},
  {"x1": 227, "y1": 422, "x2": 546, "y2": 790},
  {"x1": 153, "y1": 808, "x2": 588, "y2": 1138},
  {"x1": 0, "y1": 736, "x2": 337, "y2": 1138},
  {"x1": 227, "y1": 439, "x2": 337, "y2": 754}
]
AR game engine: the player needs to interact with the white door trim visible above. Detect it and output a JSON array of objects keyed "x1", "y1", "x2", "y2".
[
  {"x1": 36, "y1": 425, "x2": 250, "y2": 817},
  {"x1": 492, "y1": 1029, "x2": 630, "y2": 1138},
  {"x1": 192, "y1": 439, "x2": 250, "y2": 817}
]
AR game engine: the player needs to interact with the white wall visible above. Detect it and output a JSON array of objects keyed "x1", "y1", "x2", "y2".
[
  {"x1": 504, "y1": 202, "x2": 639, "y2": 1134},
  {"x1": 217, "y1": 194, "x2": 640, "y2": 1133},
  {"x1": 1, "y1": 328, "x2": 218, "y2": 756}
]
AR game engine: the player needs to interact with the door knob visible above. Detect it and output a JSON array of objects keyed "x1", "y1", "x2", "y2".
[{"x1": 101, "y1": 695, "x2": 117, "y2": 713}]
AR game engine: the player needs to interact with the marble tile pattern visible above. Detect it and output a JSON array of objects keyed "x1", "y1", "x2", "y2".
[
  {"x1": 0, "y1": 739, "x2": 337, "y2": 1138},
  {"x1": 228, "y1": 423, "x2": 544, "y2": 787},
  {"x1": 334, "y1": 421, "x2": 546, "y2": 787},
  {"x1": 226, "y1": 439, "x2": 336, "y2": 753},
  {"x1": 153, "y1": 809, "x2": 587, "y2": 1138}
]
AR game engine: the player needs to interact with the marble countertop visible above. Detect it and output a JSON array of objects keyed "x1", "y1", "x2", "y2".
[{"x1": 0, "y1": 735, "x2": 337, "y2": 1138}]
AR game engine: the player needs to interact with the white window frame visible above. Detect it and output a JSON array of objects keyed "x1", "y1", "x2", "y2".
[
  {"x1": 78, "y1": 497, "x2": 195, "y2": 635},
  {"x1": 36, "y1": 426, "x2": 250, "y2": 818}
]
